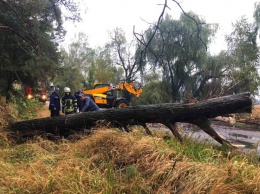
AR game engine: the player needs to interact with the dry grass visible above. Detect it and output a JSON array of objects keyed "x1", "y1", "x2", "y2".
[
  {"x1": 0, "y1": 128, "x2": 259, "y2": 194},
  {"x1": 252, "y1": 105, "x2": 260, "y2": 118},
  {"x1": 36, "y1": 104, "x2": 50, "y2": 118}
]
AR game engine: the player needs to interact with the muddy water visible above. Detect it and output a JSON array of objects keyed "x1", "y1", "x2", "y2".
[
  {"x1": 182, "y1": 124, "x2": 260, "y2": 154},
  {"x1": 152, "y1": 123, "x2": 260, "y2": 154}
]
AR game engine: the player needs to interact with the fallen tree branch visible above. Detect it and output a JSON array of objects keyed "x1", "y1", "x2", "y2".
[{"x1": 9, "y1": 92, "x2": 252, "y2": 145}]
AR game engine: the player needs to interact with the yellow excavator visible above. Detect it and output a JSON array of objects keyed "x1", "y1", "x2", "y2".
[{"x1": 83, "y1": 81, "x2": 143, "y2": 108}]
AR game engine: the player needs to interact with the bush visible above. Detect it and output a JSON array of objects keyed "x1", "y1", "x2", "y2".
[{"x1": 8, "y1": 93, "x2": 44, "y2": 120}]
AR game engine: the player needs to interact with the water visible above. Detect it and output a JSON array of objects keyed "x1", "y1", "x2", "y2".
[{"x1": 156, "y1": 123, "x2": 260, "y2": 154}]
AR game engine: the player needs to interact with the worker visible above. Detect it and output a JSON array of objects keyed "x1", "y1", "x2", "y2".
[
  {"x1": 74, "y1": 89, "x2": 84, "y2": 112},
  {"x1": 61, "y1": 87, "x2": 77, "y2": 115},
  {"x1": 49, "y1": 87, "x2": 61, "y2": 117},
  {"x1": 79, "y1": 94, "x2": 100, "y2": 112}
]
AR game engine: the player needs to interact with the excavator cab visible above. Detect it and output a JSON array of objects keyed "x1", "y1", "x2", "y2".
[{"x1": 89, "y1": 83, "x2": 121, "y2": 108}]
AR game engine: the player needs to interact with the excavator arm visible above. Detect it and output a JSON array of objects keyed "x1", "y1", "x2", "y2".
[{"x1": 118, "y1": 82, "x2": 143, "y2": 97}]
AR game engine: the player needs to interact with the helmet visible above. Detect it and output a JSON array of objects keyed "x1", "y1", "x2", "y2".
[
  {"x1": 64, "y1": 87, "x2": 71, "y2": 92},
  {"x1": 55, "y1": 87, "x2": 60, "y2": 91}
]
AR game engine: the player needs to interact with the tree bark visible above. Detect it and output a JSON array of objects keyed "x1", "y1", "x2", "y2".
[{"x1": 9, "y1": 92, "x2": 252, "y2": 145}]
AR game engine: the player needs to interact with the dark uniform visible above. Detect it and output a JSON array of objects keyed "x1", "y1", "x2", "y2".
[
  {"x1": 49, "y1": 88, "x2": 61, "y2": 117},
  {"x1": 80, "y1": 95, "x2": 100, "y2": 112}
]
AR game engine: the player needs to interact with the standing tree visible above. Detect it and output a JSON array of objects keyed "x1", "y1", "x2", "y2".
[
  {"x1": 93, "y1": 47, "x2": 124, "y2": 84},
  {"x1": 134, "y1": 0, "x2": 260, "y2": 103},
  {"x1": 190, "y1": 52, "x2": 233, "y2": 100},
  {"x1": 57, "y1": 33, "x2": 93, "y2": 91},
  {"x1": 136, "y1": 72, "x2": 172, "y2": 105},
  {"x1": 107, "y1": 28, "x2": 146, "y2": 102},
  {"x1": 58, "y1": 33, "x2": 124, "y2": 91},
  {"x1": 0, "y1": 0, "x2": 81, "y2": 101},
  {"x1": 144, "y1": 12, "x2": 216, "y2": 102},
  {"x1": 224, "y1": 6, "x2": 260, "y2": 96}
]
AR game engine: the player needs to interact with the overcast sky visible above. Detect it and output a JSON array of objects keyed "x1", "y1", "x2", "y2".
[{"x1": 63, "y1": 0, "x2": 257, "y2": 54}]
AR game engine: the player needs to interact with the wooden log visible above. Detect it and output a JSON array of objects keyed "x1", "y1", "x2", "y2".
[{"x1": 9, "y1": 92, "x2": 252, "y2": 144}]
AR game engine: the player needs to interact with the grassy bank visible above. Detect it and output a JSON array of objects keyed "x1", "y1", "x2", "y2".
[
  {"x1": 0, "y1": 128, "x2": 260, "y2": 193},
  {"x1": 0, "y1": 101, "x2": 260, "y2": 193}
]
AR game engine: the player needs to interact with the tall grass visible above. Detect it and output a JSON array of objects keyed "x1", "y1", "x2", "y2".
[
  {"x1": 0, "y1": 127, "x2": 259, "y2": 194},
  {"x1": 0, "y1": 101, "x2": 260, "y2": 193}
]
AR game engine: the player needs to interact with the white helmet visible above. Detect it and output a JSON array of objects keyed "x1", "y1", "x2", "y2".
[{"x1": 64, "y1": 87, "x2": 71, "y2": 92}]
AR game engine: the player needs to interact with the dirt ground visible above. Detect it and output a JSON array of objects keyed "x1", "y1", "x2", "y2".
[{"x1": 37, "y1": 102, "x2": 50, "y2": 118}]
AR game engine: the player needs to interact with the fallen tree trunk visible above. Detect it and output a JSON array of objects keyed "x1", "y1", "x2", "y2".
[{"x1": 9, "y1": 92, "x2": 252, "y2": 145}]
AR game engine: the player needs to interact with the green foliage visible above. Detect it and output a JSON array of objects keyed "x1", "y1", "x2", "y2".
[
  {"x1": 173, "y1": 140, "x2": 225, "y2": 162},
  {"x1": 92, "y1": 47, "x2": 124, "y2": 84},
  {"x1": 187, "y1": 52, "x2": 231, "y2": 100},
  {"x1": 58, "y1": 33, "x2": 124, "y2": 92},
  {"x1": 94, "y1": 56, "x2": 123, "y2": 84},
  {"x1": 0, "y1": 0, "x2": 81, "y2": 100},
  {"x1": 8, "y1": 93, "x2": 44, "y2": 120},
  {"x1": 137, "y1": 81, "x2": 172, "y2": 104},
  {"x1": 145, "y1": 12, "x2": 217, "y2": 102},
  {"x1": 225, "y1": 14, "x2": 260, "y2": 96},
  {"x1": 8, "y1": 144, "x2": 37, "y2": 164},
  {"x1": 142, "y1": 7, "x2": 260, "y2": 101}
]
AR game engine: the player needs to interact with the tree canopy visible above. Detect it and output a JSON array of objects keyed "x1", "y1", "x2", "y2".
[
  {"x1": 0, "y1": 0, "x2": 81, "y2": 100},
  {"x1": 142, "y1": 12, "x2": 216, "y2": 102}
]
